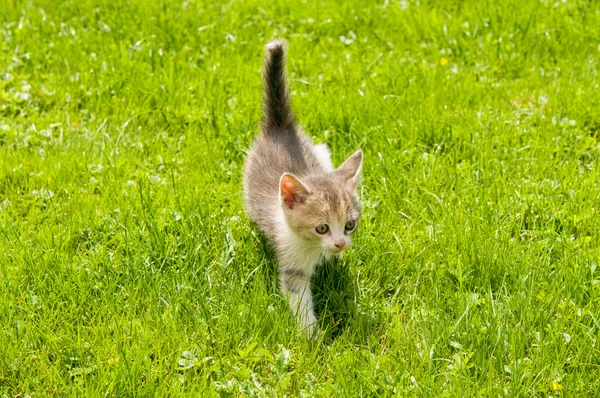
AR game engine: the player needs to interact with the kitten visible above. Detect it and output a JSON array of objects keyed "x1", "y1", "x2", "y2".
[{"x1": 243, "y1": 40, "x2": 363, "y2": 337}]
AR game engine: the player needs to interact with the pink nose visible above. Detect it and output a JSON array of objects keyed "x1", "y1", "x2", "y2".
[{"x1": 335, "y1": 241, "x2": 345, "y2": 249}]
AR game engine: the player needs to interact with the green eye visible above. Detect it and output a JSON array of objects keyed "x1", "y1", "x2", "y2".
[
  {"x1": 315, "y1": 224, "x2": 329, "y2": 234},
  {"x1": 345, "y1": 220, "x2": 356, "y2": 231}
]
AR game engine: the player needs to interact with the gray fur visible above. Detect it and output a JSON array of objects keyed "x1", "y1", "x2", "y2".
[
  {"x1": 243, "y1": 40, "x2": 363, "y2": 337},
  {"x1": 243, "y1": 41, "x2": 325, "y2": 242},
  {"x1": 283, "y1": 277, "x2": 302, "y2": 294},
  {"x1": 283, "y1": 268, "x2": 307, "y2": 278},
  {"x1": 262, "y1": 40, "x2": 296, "y2": 132}
]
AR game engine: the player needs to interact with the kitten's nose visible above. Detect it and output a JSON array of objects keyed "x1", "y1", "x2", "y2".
[{"x1": 335, "y1": 240, "x2": 345, "y2": 249}]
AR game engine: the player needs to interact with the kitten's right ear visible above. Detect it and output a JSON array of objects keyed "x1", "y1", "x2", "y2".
[
  {"x1": 336, "y1": 150, "x2": 363, "y2": 187},
  {"x1": 280, "y1": 173, "x2": 310, "y2": 210}
]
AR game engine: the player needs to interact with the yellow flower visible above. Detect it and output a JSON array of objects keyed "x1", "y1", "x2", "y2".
[
  {"x1": 550, "y1": 381, "x2": 563, "y2": 391},
  {"x1": 440, "y1": 57, "x2": 449, "y2": 66},
  {"x1": 108, "y1": 355, "x2": 120, "y2": 366}
]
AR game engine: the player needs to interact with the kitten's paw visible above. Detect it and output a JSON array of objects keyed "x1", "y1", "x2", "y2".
[
  {"x1": 300, "y1": 314, "x2": 322, "y2": 340},
  {"x1": 305, "y1": 323, "x2": 324, "y2": 341}
]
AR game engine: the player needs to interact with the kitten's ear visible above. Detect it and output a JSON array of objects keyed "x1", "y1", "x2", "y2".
[
  {"x1": 280, "y1": 173, "x2": 310, "y2": 210},
  {"x1": 336, "y1": 150, "x2": 363, "y2": 187}
]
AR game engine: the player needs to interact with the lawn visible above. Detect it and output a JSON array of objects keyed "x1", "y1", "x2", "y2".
[{"x1": 1, "y1": 0, "x2": 599, "y2": 395}]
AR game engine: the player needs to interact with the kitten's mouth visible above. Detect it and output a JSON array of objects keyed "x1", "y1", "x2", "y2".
[{"x1": 328, "y1": 247, "x2": 345, "y2": 255}]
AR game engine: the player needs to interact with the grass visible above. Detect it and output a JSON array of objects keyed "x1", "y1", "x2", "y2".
[{"x1": 1, "y1": 0, "x2": 600, "y2": 395}]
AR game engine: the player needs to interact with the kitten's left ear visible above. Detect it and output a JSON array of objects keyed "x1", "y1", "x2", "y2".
[{"x1": 336, "y1": 150, "x2": 363, "y2": 187}]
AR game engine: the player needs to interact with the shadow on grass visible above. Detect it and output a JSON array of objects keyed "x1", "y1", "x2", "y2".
[{"x1": 312, "y1": 258, "x2": 357, "y2": 341}]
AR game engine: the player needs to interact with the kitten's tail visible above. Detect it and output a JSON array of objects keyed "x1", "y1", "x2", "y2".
[{"x1": 262, "y1": 40, "x2": 296, "y2": 133}]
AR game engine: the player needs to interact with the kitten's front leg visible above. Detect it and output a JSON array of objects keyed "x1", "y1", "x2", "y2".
[{"x1": 280, "y1": 267, "x2": 318, "y2": 337}]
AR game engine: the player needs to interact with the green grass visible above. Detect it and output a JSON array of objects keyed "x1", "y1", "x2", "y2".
[{"x1": 1, "y1": 0, "x2": 600, "y2": 395}]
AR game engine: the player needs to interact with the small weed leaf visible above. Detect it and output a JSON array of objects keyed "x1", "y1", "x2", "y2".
[
  {"x1": 274, "y1": 347, "x2": 291, "y2": 379},
  {"x1": 178, "y1": 351, "x2": 197, "y2": 370}
]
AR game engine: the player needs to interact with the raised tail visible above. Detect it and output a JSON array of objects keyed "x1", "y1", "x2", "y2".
[{"x1": 262, "y1": 40, "x2": 296, "y2": 132}]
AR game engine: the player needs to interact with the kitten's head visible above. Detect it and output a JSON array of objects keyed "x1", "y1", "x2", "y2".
[{"x1": 279, "y1": 150, "x2": 363, "y2": 255}]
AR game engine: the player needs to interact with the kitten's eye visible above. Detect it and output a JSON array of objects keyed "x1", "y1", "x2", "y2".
[
  {"x1": 315, "y1": 224, "x2": 329, "y2": 234},
  {"x1": 345, "y1": 220, "x2": 357, "y2": 231}
]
